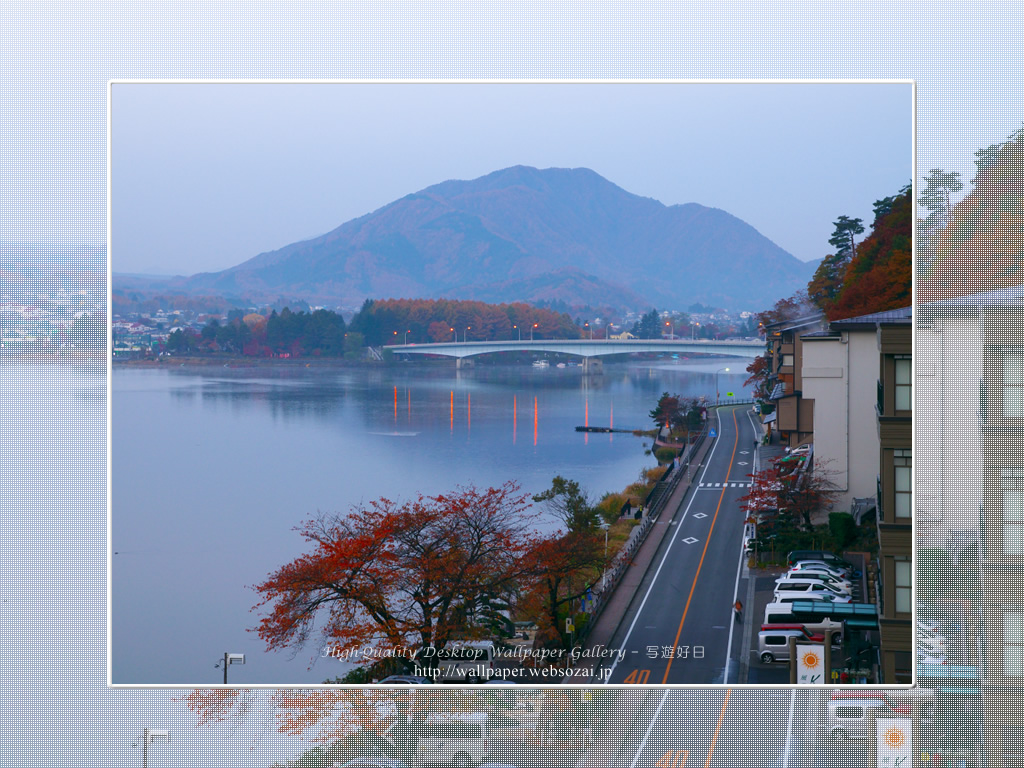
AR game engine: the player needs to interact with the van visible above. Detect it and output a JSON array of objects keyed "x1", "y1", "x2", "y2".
[
  {"x1": 827, "y1": 691, "x2": 935, "y2": 740},
  {"x1": 774, "y1": 577, "x2": 851, "y2": 597},
  {"x1": 757, "y1": 627, "x2": 838, "y2": 663},
  {"x1": 827, "y1": 697, "x2": 888, "y2": 740},
  {"x1": 431, "y1": 641, "x2": 497, "y2": 683},
  {"x1": 413, "y1": 712, "x2": 490, "y2": 768},
  {"x1": 788, "y1": 550, "x2": 855, "y2": 571},
  {"x1": 763, "y1": 603, "x2": 844, "y2": 640}
]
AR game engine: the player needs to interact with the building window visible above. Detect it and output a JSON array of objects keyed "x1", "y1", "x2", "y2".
[
  {"x1": 782, "y1": 353, "x2": 794, "y2": 367},
  {"x1": 894, "y1": 450, "x2": 912, "y2": 519},
  {"x1": 1003, "y1": 469, "x2": 1024, "y2": 556},
  {"x1": 894, "y1": 356, "x2": 912, "y2": 411},
  {"x1": 1005, "y1": 611, "x2": 1024, "y2": 676},
  {"x1": 1005, "y1": 352, "x2": 1024, "y2": 417},
  {"x1": 894, "y1": 560, "x2": 911, "y2": 614}
]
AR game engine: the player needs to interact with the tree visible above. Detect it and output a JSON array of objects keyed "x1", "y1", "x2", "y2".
[
  {"x1": 649, "y1": 392, "x2": 681, "y2": 429},
  {"x1": 739, "y1": 461, "x2": 839, "y2": 531},
  {"x1": 250, "y1": 483, "x2": 540, "y2": 670},
  {"x1": 809, "y1": 216, "x2": 864, "y2": 313},
  {"x1": 919, "y1": 167, "x2": 963, "y2": 223},
  {"x1": 520, "y1": 530, "x2": 604, "y2": 653},
  {"x1": 828, "y1": 215, "x2": 865, "y2": 260},
  {"x1": 630, "y1": 308, "x2": 661, "y2": 339},
  {"x1": 532, "y1": 476, "x2": 600, "y2": 533}
]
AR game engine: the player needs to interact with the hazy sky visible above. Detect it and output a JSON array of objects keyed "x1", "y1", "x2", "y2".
[{"x1": 112, "y1": 82, "x2": 911, "y2": 276}]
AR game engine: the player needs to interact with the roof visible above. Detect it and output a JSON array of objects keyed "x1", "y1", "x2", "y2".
[
  {"x1": 766, "y1": 314, "x2": 826, "y2": 334},
  {"x1": 769, "y1": 382, "x2": 786, "y2": 400},
  {"x1": 919, "y1": 284, "x2": 1024, "y2": 311},
  {"x1": 828, "y1": 306, "x2": 912, "y2": 329}
]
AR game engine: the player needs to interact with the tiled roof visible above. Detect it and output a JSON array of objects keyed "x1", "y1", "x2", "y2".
[{"x1": 829, "y1": 306, "x2": 912, "y2": 327}]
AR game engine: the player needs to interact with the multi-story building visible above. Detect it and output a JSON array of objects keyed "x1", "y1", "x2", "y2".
[
  {"x1": 763, "y1": 313, "x2": 826, "y2": 447},
  {"x1": 798, "y1": 307, "x2": 913, "y2": 683}
]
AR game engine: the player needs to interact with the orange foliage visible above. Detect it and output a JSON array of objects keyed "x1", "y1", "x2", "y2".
[{"x1": 251, "y1": 482, "x2": 541, "y2": 665}]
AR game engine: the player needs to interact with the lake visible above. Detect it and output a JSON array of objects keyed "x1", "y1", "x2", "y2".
[{"x1": 111, "y1": 356, "x2": 751, "y2": 684}]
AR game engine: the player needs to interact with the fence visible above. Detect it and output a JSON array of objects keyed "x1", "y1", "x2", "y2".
[{"x1": 575, "y1": 419, "x2": 716, "y2": 645}]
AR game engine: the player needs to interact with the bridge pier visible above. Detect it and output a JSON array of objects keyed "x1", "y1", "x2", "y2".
[
  {"x1": 455, "y1": 357, "x2": 474, "y2": 370},
  {"x1": 581, "y1": 357, "x2": 603, "y2": 375}
]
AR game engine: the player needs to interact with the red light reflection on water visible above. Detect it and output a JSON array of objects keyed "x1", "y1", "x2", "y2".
[{"x1": 533, "y1": 397, "x2": 538, "y2": 446}]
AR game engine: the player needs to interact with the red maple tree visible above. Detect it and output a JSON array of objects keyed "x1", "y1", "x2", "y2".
[{"x1": 251, "y1": 482, "x2": 541, "y2": 668}]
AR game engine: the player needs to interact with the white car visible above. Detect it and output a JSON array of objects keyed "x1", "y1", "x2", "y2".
[
  {"x1": 786, "y1": 568, "x2": 854, "y2": 592},
  {"x1": 790, "y1": 560, "x2": 858, "y2": 579}
]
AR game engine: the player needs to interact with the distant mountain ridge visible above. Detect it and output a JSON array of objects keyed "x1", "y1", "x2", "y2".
[{"x1": 167, "y1": 165, "x2": 815, "y2": 311}]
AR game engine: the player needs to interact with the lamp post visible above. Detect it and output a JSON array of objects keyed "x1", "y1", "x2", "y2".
[
  {"x1": 531, "y1": 323, "x2": 538, "y2": 341},
  {"x1": 450, "y1": 327, "x2": 455, "y2": 342},
  {"x1": 513, "y1": 324, "x2": 520, "y2": 341},
  {"x1": 220, "y1": 651, "x2": 245, "y2": 684},
  {"x1": 715, "y1": 367, "x2": 730, "y2": 405},
  {"x1": 692, "y1": 322, "x2": 699, "y2": 340},
  {"x1": 140, "y1": 728, "x2": 170, "y2": 768},
  {"x1": 665, "y1": 319, "x2": 674, "y2": 339},
  {"x1": 463, "y1": 326, "x2": 471, "y2": 343},
  {"x1": 404, "y1": 329, "x2": 410, "y2": 344},
  {"x1": 585, "y1": 322, "x2": 592, "y2": 339}
]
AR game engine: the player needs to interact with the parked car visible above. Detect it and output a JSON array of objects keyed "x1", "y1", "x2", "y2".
[
  {"x1": 774, "y1": 591, "x2": 852, "y2": 605},
  {"x1": 413, "y1": 712, "x2": 490, "y2": 768},
  {"x1": 789, "y1": 562, "x2": 857, "y2": 582},
  {"x1": 338, "y1": 759, "x2": 411, "y2": 768},
  {"x1": 793, "y1": 560, "x2": 861, "y2": 581},
  {"x1": 787, "y1": 550, "x2": 857, "y2": 573},
  {"x1": 784, "y1": 569, "x2": 854, "y2": 592},
  {"x1": 774, "y1": 577, "x2": 852, "y2": 598}
]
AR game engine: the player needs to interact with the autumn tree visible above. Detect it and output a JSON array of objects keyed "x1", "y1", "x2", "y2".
[
  {"x1": 251, "y1": 482, "x2": 540, "y2": 670},
  {"x1": 739, "y1": 461, "x2": 840, "y2": 530},
  {"x1": 829, "y1": 184, "x2": 912, "y2": 319},
  {"x1": 520, "y1": 530, "x2": 604, "y2": 653}
]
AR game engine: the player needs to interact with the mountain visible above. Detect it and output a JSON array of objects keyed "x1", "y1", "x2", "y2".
[{"x1": 171, "y1": 166, "x2": 815, "y2": 312}]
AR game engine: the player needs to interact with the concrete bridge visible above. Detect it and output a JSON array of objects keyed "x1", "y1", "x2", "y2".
[{"x1": 383, "y1": 338, "x2": 764, "y2": 369}]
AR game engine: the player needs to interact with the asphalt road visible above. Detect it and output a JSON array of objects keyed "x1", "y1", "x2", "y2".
[
  {"x1": 586, "y1": 687, "x2": 869, "y2": 768},
  {"x1": 599, "y1": 405, "x2": 762, "y2": 685}
]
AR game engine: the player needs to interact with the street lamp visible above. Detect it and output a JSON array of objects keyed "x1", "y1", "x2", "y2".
[
  {"x1": 138, "y1": 728, "x2": 169, "y2": 768},
  {"x1": 531, "y1": 323, "x2": 538, "y2": 340},
  {"x1": 404, "y1": 329, "x2": 410, "y2": 344},
  {"x1": 716, "y1": 367, "x2": 730, "y2": 404},
  {"x1": 450, "y1": 327, "x2": 455, "y2": 341},
  {"x1": 585, "y1": 322, "x2": 592, "y2": 339},
  {"x1": 665, "y1": 319, "x2": 675, "y2": 339},
  {"x1": 463, "y1": 326, "x2": 471, "y2": 343},
  {"x1": 692, "y1": 322, "x2": 700, "y2": 340},
  {"x1": 513, "y1": 324, "x2": 520, "y2": 341},
  {"x1": 219, "y1": 651, "x2": 245, "y2": 684}
]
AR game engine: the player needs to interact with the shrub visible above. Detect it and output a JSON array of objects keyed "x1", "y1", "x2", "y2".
[
  {"x1": 654, "y1": 446, "x2": 677, "y2": 464},
  {"x1": 828, "y1": 512, "x2": 858, "y2": 551}
]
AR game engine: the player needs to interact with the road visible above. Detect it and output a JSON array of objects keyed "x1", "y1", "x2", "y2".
[
  {"x1": 598, "y1": 404, "x2": 762, "y2": 685},
  {"x1": 576, "y1": 687, "x2": 871, "y2": 768}
]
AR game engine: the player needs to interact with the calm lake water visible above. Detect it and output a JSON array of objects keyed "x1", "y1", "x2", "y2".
[{"x1": 111, "y1": 357, "x2": 751, "y2": 684}]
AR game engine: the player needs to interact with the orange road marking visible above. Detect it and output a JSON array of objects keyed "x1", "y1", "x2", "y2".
[
  {"x1": 661, "y1": 408, "x2": 740, "y2": 683},
  {"x1": 704, "y1": 688, "x2": 732, "y2": 768}
]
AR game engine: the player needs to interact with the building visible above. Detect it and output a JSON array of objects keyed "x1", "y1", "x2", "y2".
[
  {"x1": 797, "y1": 306, "x2": 913, "y2": 683},
  {"x1": 763, "y1": 313, "x2": 827, "y2": 447}
]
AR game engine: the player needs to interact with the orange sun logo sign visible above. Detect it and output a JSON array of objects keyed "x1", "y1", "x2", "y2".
[
  {"x1": 800, "y1": 650, "x2": 820, "y2": 668},
  {"x1": 883, "y1": 727, "x2": 906, "y2": 749}
]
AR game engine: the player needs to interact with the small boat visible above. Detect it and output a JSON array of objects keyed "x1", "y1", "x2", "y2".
[{"x1": 532, "y1": 359, "x2": 549, "y2": 368}]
